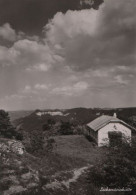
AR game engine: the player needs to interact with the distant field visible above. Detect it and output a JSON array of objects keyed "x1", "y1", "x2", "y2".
[{"x1": 53, "y1": 135, "x2": 107, "y2": 165}]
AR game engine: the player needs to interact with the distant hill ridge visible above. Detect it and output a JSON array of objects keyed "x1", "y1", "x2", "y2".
[{"x1": 12, "y1": 107, "x2": 136, "y2": 133}]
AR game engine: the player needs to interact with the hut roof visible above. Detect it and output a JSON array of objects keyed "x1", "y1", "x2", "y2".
[{"x1": 87, "y1": 115, "x2": 136, "y2": 132}]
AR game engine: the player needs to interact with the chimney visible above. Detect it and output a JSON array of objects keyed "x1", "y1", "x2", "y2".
[{"x1": 113, "y1": 112, "x2": 117, "y2": 118}]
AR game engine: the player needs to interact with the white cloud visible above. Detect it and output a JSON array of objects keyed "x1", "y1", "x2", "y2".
[
  {"x1": 3, "y1": 94, "x2": 26, "y2": 101},
  {"x1": 34, "y1": 63, "x2": 50, "y2": 72},
  {"x1": 27, "y1": 63, "x2": 50, "y2": 72},
  {"x1": 117, "y1": 66, "x2": 129, "y2": 71},
  {"x1": 34, "y1": 84, "x2": 48, "y2": 90},
  {"x1": 92, "y1": 69, "x2": 109, "y2": 77},
  {"x1": 114, "y1": 75, "x2": 129, "y2": 85},
  {"x1": 43, "y1": 0, "x2": 135, "y2": 71},
  {"x1": 45, "y1": 9, "x2": 99, "y2": 44},
  {"x1": 0, "y1": 39, "x2": 54, "y2": 71},
  {"x1": 52, "y1": 81, "x2": 89, "y2": 96},
  {"x1": 80, "y1": 0, "x2": 95, "y2": 7},
  {"x1": 0, "y1": 45, "x2": 19, "y2": 66},
  {"x1": 22, "y1": 85, "x2": 37, "y2": 94},
  {"x1": 23, "y1": 85, "x2": 32, "y2": 92},
  {"x1": 0, "y1": 23, "x2": 17, "y2": 42},
  {"x1": 21, "y1": 84, "x2": 49, "y2": 95}
]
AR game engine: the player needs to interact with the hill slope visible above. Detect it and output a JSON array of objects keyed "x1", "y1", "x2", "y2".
[{"x1": 9, "y1": 110, "x2": 33, "y2": 122}]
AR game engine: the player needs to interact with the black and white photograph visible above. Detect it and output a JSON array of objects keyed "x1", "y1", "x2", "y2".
[{"x1": 0, "y1": 0, "x2": 136, "y2": 194}]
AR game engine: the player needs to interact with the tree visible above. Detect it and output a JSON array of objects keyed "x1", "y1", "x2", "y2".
[
  {"x1": 0, "y1": 110, "x2": 22, "y2": 139},
  {"x1": 47, "y1": 119, "x2": 56, "y2": 126},
  {"x1": 42, "y1": 119, "x2": 56, "y2": 131},
  {"x1": 42, "y1": 123, "x2": 50, "y2": 132},
  {"x1": 59, "y1": 121, "x2": 73, "y2": 135}
]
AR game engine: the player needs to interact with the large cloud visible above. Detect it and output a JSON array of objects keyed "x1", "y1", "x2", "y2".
[
  {"x1": 0, "y1": 0, "x2": 135, "y2": 110},
  {"x1": 44, "y1": 0, "x2": 136, "y2": 71},
  {"x1": 0, "y1": 39, "x2": 55, "y2": 71},
  {"x1": 0, "y1": 0, "x2": 103, "y2": 36},
  {"x1": 1, "y1": 0, "x2": 134, "y2": 71}
]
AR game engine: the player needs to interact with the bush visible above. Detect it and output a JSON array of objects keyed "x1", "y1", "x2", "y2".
[
  {"x1": 58, "y1": 121, "x2": 73, "y2": 135},
  {"x1": 87, "y1": 139, "x2": 136, "y2": 190}
]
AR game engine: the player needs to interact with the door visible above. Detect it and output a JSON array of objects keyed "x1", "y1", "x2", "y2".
[{"x1": 108, "y1": 131, "x2": 122, "y2": 147}]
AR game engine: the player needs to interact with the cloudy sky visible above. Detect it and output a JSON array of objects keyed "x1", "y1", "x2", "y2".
[{"x1": 0, "y1": 0, "x2": 135, "y2": 111}]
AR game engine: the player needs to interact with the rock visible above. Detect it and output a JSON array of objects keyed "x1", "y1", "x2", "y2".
[
  {"x1": 27, "y1": 182, "x2": 39, "y2": 189},
  {"x1": 0, "y1": 138, "x2": 40, "y2": 195},
  {"x1": 0, "y1": 138, "x2": 25, "y2": 155},
  {"x1": 3, "y1": 185, "x2": 27, "y2": 195},
  {"x1": 21, "y1": 172, "x2": 32, "y2": 180}
]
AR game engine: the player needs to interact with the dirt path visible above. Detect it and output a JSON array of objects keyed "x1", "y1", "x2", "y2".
[
  {"x1": 61, "y1": 166, "x2": 89, "y2": 188},
  {"x1": 45, "y1": 165, "x2": 92, "y2": 190}
]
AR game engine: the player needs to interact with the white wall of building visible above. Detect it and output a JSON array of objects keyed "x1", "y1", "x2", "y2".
[{"x1": 98, "y1": 122, "x2": 131, "y2": 147}]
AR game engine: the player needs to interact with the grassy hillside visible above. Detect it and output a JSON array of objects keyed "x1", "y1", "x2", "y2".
[{"x1": 53, "y1": 135, "x2": 106, "y2": 164}]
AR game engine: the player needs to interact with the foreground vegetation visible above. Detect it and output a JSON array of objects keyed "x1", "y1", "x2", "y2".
[
  {"x1": 1, "y1": 109, "x2": 136, "y2": 194},
  {"x1": 88, "y1": 139, "x2": 136, "y2": 194}
]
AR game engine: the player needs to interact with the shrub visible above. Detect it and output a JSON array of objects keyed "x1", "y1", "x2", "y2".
[
  {"x1": 87, "y1": 139, "x2": 136, "y2": 190},
  {"x1": 58, "y1": 121, "x2": 73, "y2": 135}
]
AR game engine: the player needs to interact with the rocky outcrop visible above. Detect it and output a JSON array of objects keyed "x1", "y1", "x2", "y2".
[
  {"x1": 0, "y1": 138, "x2": 40, "y2": 195},
  {"x1": 0, "y1": 138, "x2": 25, "y2": 155}
]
